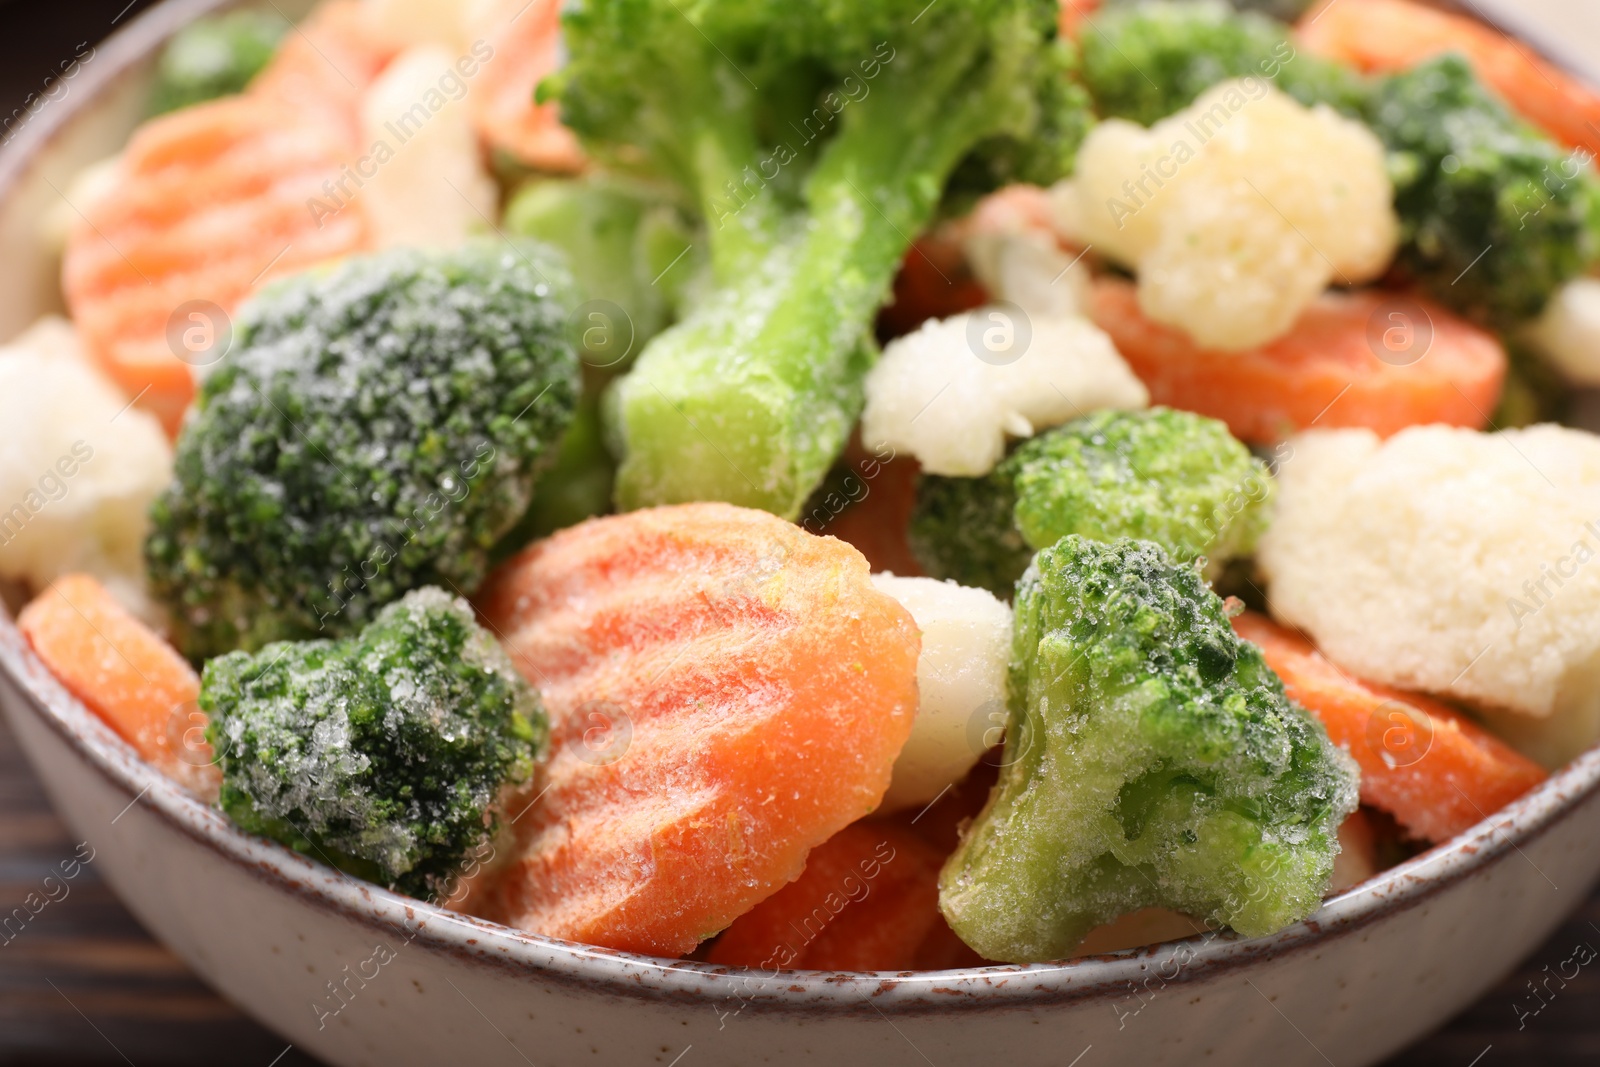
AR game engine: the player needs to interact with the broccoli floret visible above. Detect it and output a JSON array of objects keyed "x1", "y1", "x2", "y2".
[
  {"x1": 204, "y1": 587, "x2": 544, "y2": 899},
  {"x1": 939, "y1": 536, "x2": 1358, "y2": 963},
  {"x1": 911, "y1": 408, "x2": 1272, "y2": 597},
  {"x1": 148, "y1": 9, "x2": 286, "y2": 115},
  {"x1": 547, "y1": 0, "x2": 1089, "y2": 519},
  {"x1": 146, "y1": 242, "x2": 580, "y2": 659},
  {"x1": 1367, "y1": 55, "x2": 1600, "y2": 326},
  {"x1": 1079, "y1": 1, "x2": 1369, "y2": 126}
]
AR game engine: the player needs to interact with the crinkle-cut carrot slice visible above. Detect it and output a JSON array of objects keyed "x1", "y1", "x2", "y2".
[
  {"x1": 466, "y1": 503, "x2": 920, "y2": 957},
  {"x1": 1298, "y1": 0, "x2": 1600, "y2": 159},
  {"x1": 60, "y1": 93, "x2": 368, "y2": 437},
  {"x1": 251, "y1": 0, "x2": 400, "y2": 151},
  {"x1": 706, "y1": 821, "x2": 945, "y2": 971},
  {"x1": 1089, "y1": 278, "x2": 1505, "y2": 445},
  {"x1": 465, "y1": 0, "x2": 585, "y2": 172},
  {"x1": 1233, "y1": 612, "x2": 1545, "y2": 843},
  {"x1": 18, "y1": 574, "x2": 219, "y2": 799}
]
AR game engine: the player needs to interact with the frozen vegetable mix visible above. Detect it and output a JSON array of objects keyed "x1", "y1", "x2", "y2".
[{"x1": 551, "y1": 0, "x2": 1090, "y2": 517}]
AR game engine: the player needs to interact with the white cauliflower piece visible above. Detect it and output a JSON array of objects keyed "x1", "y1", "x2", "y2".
[
  {"x1": 1259, "y1": 424, "x2": 1600, "y2": 765},
  {"x1": 1072, "y1": 79, "x2": 1397, "y2": 350},
  {"x1": 1525, "y1": 277, "x2": 1600, "y2": 385},
  {"x1": 0, "y1": 318, "x2": 172, "y2": 612},
  {"x1": 869, "y1": 573, "x2": 1013, "y2": 813},
  {"x1": 358, "y1": 45, "x2": 497, "y2": 250},
  {"x1": 964, "y1": 230, "x2": 1088, "y2": 318},
  {"x1": 959, "y1": 184, "x2": 1089, "y2": 316},
  {"x1": 861, "y1": 311, "x2": 1148, "y2": 477}
]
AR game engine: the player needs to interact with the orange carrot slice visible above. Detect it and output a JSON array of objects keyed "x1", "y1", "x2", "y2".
[
  {"x1": 1059, "y1": 0, "x2": 1104, "y2": 41},
  {"x1": 1232, "y1": 612, "x2": 1545, "y2": 843},
  {"x1": 60, "y1": 93, "x2": 369, "y2": 436},
  {"x1": 251, "y1": 0, "x2": 399, "y2": 151},
  {"x1": 1089, "y1": 277, "x2": 1505, "y2": 444},
  {"x1": 467, "y1": 503, "x2": 921, "y2": 957},
  {"x1": 1298, "y1": 0, "x2": 1600, "y2": 159},
  {"x1": 18, "y1": 574, "x2": 218, "y2": 797},
  {"x1": 879, "y1": 234, "x2": 988, "y2": 340},
  {"x1": 466, "y1": 0, "x2": 586, "y2": 172},
  {"x1": 706, "y1": 821, "x2": 945, "y2": 971}
]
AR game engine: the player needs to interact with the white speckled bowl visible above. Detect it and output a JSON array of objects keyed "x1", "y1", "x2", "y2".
[{"x1": 4, "y1": 3, "x2": 1600, "y2": 1065}]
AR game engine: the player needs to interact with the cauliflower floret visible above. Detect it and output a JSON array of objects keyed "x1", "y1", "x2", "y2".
[
  {"x1": 357, "y1": 45, "x2": 497, "y2": 249},
  {"x1": 1525, "y1": 277, "x2": 1600, "y2": 386},
  {"x1": 959, "y1": 184, "x2": 1089, "y2": 317},
  {"x1": 861, "y1": 312, "x2": 1148, "y2": 477},
  {"x1": 1259, "y1": 424, "x2": 1600, "y2": 765},
  {"x1": 0, "y1": 318, "x2": 172, "y2": 611},
  {"x1": 1072, "y1": 79, "x2": 1397, "y2": 350},
  {"x1": 869, "y1": 573, "x2": 1012, "y2": 812}
]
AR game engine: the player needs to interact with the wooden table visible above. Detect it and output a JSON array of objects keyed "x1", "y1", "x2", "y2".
[{"x1": 2, "y1": 710, "x2": 1597, "y2": 1067}]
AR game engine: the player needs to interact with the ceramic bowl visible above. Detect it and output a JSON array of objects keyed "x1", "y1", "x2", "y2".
[{"x1": 4, "y1": 3, "x2": 1600, "y2": 1065}]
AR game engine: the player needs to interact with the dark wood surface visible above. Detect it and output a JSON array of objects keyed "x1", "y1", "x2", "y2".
[{"x1": 4, "y1": 3, "x2": 1600, "y2": 1065}]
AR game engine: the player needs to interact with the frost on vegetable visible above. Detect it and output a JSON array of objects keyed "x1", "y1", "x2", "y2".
[
  {"x1": 938, "y1": 536, "x2": 1357, "y2": 963},
  {"x1": 0, "y1": 317, "x2": 171, "y2": 613},
  {"x1": 912, "y1": 407, "x2": 1272, "y2": 597},
  {"x1": 869, "y1": 573, "x2": 1013, "y2": 813},
  {"x1": 1258, "y1": 424, "x2": 1600, "y2": 766},
  {"x1": 356, "y1": 44, "x2": 498, "y2": 250},
  {"x1": 148, "y1": 9, "x2": 287, "y2": 115},
  {"x1": 1367, "y1": 56, "x2": 1600, "y2": 328},
  {"x1": 1079, "y1": 0, "x2": 1369, "y2": 126},
  {"x1": 504, "y1": 174, "x2": 698, "y2": 362},
  {"x1": 204, "y1": 587, "x2": 544, "y2": 899},
  {"x1": 145, "y1": 242, "x2": 579, "y2": 659},
  {"x1": 860, "y1": 311, "x2": 1148, "y2": 478},
  {"x1": 1072, "y1": 79, "x2": 1397, "y2": 350},
  {"x1": 549, "y1": 0, "x2": 1089, "y2": 518}
]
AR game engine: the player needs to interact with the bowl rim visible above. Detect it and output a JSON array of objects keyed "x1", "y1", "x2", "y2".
[
  {"x1": 3, "y1": 0, "x2": 1599, "y2": 1016},
  {"x1": 7, "y1": 605, "x2": 1600, "y2": 1015}
]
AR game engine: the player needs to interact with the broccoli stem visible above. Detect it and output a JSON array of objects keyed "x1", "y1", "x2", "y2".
[{"x1": 613, "y1": 26, "x2": 1041, "y2": 517}]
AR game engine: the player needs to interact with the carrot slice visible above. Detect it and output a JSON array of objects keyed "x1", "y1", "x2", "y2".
[
  {"x1": 1059, "y1": 0, "x2": 1103, "y2": 40},
  {"x1": 60, "y1": 93, "x2": 369, "y2": 436},
  {"x1": 1298, "y1": 0, "x2": 1600, "y2": 159},
  {"x1": 879, "y1": 234, "x2": 988, "y2": 340},
  {"x1": 1089, "y1": 277, "x2": 1505, "y2": 444},
  {"x1": 706, "y1": 821, "x2": 945, "y2": 971},
  {"x1": 465, "y1": 503, "x2": 921, "y2": 957},
  {"x1": 18, "y1": 575, "x2": 218, "y2": 797},
  {"x1": 1232, "y1": 612, "x2": 1545, "y2": 843},
  {"x1": 466, "y1": 0, "x2": 586, "y2": 172},
  {"x1": 251, "y1": 0, "x2": 399, "y2": 151}
]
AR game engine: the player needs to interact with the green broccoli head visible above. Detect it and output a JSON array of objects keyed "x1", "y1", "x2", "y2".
[
  {"x1": 146, "y1": 242, "x2": 580, "y2": 659},
  {"x1": 203, "y1": 587, "x2": 546, "y2": 900},
  {"x1": 1079, "y1": 0, "x2": 1369, "y2": 126},
  {"x1": 548, "y1": 0, "x2": 1091, "y2": 518},
  {"x1": 912, "y1": 408, "x2": 1273, "y2": 597},
  {"x1": 148, "y1": 9, "x2": 287, "y2": 115},
  {"x1": 939, "y1": 536, "x2": 1358, "y2": 963},
  {"x1": 1368, "y1": 55, "x2": 1600, "y2": 325}
]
